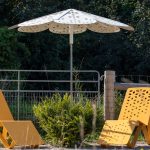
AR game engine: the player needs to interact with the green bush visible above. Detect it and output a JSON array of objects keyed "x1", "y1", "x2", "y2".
[{"x1": 33, "y1": 93, "x2": 103, "y2": 147}]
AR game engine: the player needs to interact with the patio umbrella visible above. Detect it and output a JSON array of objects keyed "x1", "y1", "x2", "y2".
[{"x1": 9, "y1": 9, "x2": 134, "y2": 96}]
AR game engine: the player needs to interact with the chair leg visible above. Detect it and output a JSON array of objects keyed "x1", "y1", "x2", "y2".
[
  {"x1": 0, "y1": 126, "x2": 15, "y2": 148},
  {"x1": 127, "y1": 126, "x2": 142, "y2": 148},
  {"x1": 100, "y1": 144, "x2": 110, "y2": 148},
  {"x1": 31, "y1": 145, "x2": 39, "y2": 148},
  {"x1": 142, "y1": 125, "x2": 150, "y2": 144}
]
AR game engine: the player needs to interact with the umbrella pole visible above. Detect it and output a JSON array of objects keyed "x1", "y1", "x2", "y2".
[
  {"x1": 70, "y1": 43, "x2": 73, "y2": 100},
  {"x1": 69, "y1": 30, "x2": 73, "y2": 100}
]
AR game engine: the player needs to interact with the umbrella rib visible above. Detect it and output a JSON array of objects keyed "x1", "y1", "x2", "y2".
[{"x1": 54, "y1": 9, "x2": 72, "y2": 22}]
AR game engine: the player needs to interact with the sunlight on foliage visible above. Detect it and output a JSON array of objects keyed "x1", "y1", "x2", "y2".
[{"x1": 33, "y1": 93, "x2": 103, "y2": 147}]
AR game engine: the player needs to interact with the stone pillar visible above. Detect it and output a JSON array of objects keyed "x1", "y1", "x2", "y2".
[{"x1": 104, "y1": 70, "x2": 115, "y2": 120}]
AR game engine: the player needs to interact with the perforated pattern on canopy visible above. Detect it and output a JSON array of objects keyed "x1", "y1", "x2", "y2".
[
  {"x1": 49, "y1": 23, "x2": 87, "y2": 34},
  {"x1": 10, "y1": 9, "x2": 133, "y2": 33}
]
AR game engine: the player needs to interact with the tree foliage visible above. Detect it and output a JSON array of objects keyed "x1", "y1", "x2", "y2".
[
  {"x1": 0, "y1": 0, "x2": 150, "y2": 74},
  {"x1": 0, "y1": 27, "x2": 30, "y2": 69}
]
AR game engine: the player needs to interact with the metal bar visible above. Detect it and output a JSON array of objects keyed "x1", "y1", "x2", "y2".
[
  {"x1": 70, "y1": 43, "x2": 73, "y2": 100},
  {"x1": 0, "y1": 80, "x2": 98, "y2": 83},
  {"x1": 0, "y1": 69, "x2": 100, "y2": 74},
  {"x1": 97, "y1": 72, "x2": 101, "y2": 106},
  {"x1": 17, "y1": 71, "x2": 20, "y2": 120},
  {"x1": 2, "y1": 90, "x2": 99, "y2": 93}
]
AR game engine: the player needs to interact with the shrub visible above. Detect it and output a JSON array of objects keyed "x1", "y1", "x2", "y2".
[{"x1": 33, "y1": 93, "x2": 103, "y2": 147}]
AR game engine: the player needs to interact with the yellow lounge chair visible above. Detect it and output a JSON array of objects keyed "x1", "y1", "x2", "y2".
[
  {"x1": 98, "y1": 87, "x2": 150, "y2": 148},
  {"x1": 0, "y1": 90, "x2": 44, "y2": 148}
]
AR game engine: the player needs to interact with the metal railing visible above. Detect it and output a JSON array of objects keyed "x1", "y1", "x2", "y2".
[{"x1": 0, "y1": 70, "x2": 101, "y2": 121}]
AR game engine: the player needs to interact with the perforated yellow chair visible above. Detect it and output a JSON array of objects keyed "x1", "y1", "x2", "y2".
[
  {"x1": 0, "y1": 90, "x2": 44, "y2": 148},
  {"x1": 98, "y1": 87, "x2": 150, "y2": 148}
]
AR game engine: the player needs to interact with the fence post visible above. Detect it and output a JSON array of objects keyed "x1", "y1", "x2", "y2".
[{"x1": 104, "y1": 70, "x2": 115, "y2": 120}]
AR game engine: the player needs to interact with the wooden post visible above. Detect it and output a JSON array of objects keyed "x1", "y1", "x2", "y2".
[
  {"x1": 104, "y1": 70, "x2": 115, "y2": 120},
  {"x1": 115, "y1": 82, "x2": 150, "y2": 90}
]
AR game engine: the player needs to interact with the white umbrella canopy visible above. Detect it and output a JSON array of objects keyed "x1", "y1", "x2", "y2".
[
  {"x1": 9, "y1": 8, "x2": 134, "y2": 95},
  {"x1": 10, "y1": 9, "x2": 134, "y2": 33}
]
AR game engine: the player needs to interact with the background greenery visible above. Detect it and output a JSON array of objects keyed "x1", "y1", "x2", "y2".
[{"x1": 0, "y1": 0, "x2": 150, "y2": 75}]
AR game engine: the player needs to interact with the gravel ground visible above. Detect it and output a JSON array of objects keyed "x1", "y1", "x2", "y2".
[{"x1": 0, "y1": 142, "x2": 150, "y2": 150}]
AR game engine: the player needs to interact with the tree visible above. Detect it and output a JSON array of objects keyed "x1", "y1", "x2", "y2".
[
  {"x1": 1, "y1": 0, "x2": 150, "y2": 75},
  {"x1": 0, "y1": 27, "x2": 30, "y2": 69},
  {"x1": 129, "y1": 1, "x2": 150, "y2": 74}
]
